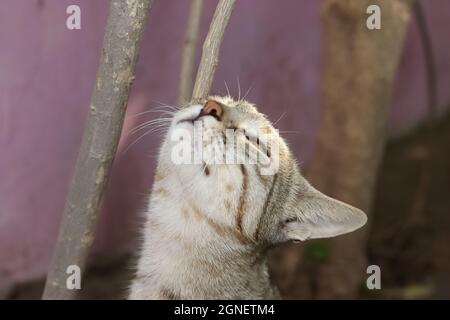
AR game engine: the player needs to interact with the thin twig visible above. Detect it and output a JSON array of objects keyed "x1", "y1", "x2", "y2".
[
  {"x1": 191, "y1": 0, "x2": 236, "y2": 104},
  {"x1": 178, "y1": 0, "x2": 205, "y2": 106}
]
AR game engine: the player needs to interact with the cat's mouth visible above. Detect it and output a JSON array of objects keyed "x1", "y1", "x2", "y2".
[
  {"x1": 175, "y1": 113, "x2": 197, "y2": 126},
  {"x1": 175, "y1": 100, "x2": 223, "y2": 128},
  {"x1": 176, "y1": 115, "x2": 200, "y2": 126},
  {"x1": 176, "y1": 110, "x2": 219, "y2": 126}
]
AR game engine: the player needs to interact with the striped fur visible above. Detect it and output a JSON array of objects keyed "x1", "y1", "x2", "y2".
[{"x1": 129, "y1": 96, "x2": 367, "y2": 300}]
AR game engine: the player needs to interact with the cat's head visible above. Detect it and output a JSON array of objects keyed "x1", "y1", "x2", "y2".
[{"x1": 156, "y1": 96, "x2": 367, "y2": 247}]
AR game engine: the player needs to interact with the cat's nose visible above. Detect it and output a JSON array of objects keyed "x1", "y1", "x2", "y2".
[{"x1": 199, "y1": 100, "x2": 223, "y2": 121}]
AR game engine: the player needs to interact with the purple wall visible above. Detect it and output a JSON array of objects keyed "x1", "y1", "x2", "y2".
[{"x1": 1, "y1": 0, "x2": 449, "y2": 289}]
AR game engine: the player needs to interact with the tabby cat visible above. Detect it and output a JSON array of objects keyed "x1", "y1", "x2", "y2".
[{"x1": 129, "y1": 96, "x2": 367, "y2": 299}]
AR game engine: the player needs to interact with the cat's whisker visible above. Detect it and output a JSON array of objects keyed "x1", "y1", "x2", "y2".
[
  {"x1": 130, "y1": 122, "x2": 170, "y2": 137},
  {"x1": 129, "y1": 118, "x2": 172, "y2": 135},
  {"x1": 131, "y1": 117, "x2": 171, "y2": 128},
  {"x1": 272, "y1": 111, "x2": 286, "y2": 127},
  {"x1": 236, "y1": 76, "x2": 241, "y2": 101},
  {"x1": 123, "y1": 124, "x2": 169, "y2": 155},
  {"x1": 155, "y1": 103, "x2": 178, "y2": 110},
  {"x1": 242, "y1": 84, "x2": 253, "y2": 101},
  {"x1": 127, "y1": 109, "x2": 175, "y2": 119},
  {"x1": 127, "y1": 102, "x2": 178, "y2": 123},
  {"x1": 224, "y1": 80, "x2": 231, "y2": 97},
  {"x1": 143, "y1": 149, "x2": 162, "y2": 159},
  {"x1": 128, "y1": 125, "x2": 167, "y2": 138},
  {"x1": 153, "y1": 101, "x2": 182, "y2": 110}
]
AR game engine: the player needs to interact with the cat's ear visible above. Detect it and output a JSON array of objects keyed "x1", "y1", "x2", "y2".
[{"x1": 281, "y1": 183, "x2": 367, "y2": 242}]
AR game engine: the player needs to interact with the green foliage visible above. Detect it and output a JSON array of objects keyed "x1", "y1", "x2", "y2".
[{"x1": 305, "y1": 240, "x2": 330, "y2": 263}]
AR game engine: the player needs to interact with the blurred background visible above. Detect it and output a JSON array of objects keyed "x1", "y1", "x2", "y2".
[{"x1": 0, "y1": 0, "x2": 449, "y2": 299}]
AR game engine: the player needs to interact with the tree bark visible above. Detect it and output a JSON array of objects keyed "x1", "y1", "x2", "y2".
[
  {"x1": 303, "y1": 0, "x2": 414, "y2": 299},
  {"x1": 42, "y1": 0, "x2": 153, "y2": 299},
  {"x1": 191, "y1": 0, "x2": 236, "y2": 104},
  {"x1": 178, "y1": 0, "x2": 205, "y2": 106}
]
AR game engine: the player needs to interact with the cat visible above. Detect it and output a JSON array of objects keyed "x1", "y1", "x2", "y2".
[{"x1": 128, "y1": 96, "x2": 367, "y2": 299}]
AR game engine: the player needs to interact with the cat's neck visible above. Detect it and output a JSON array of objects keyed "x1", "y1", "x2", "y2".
[{"x1": 130, "y1": 179, "x2": 278, "y2": 299}]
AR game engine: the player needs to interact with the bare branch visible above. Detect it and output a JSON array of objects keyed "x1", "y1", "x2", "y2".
[
  {"x1": 191, "y1": 0, "x2": 236, "y2": 104},
  {"x1": 42, "y1": 0, "x2": 153, "y2": 299},
  {"x1": 178, "y1": 0, "x2": 205, "y2": 106}
]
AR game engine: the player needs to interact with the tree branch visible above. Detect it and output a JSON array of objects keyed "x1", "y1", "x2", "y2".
[
  {"x1": 42, "y1": 0, "x2": 153, "y2": 299},
  {"x1": 191, "y1": 0, "x2": 236, "y2": 104},
  {"x1": 178, "y1": 0, "x2": 205, "y2": 106}
]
